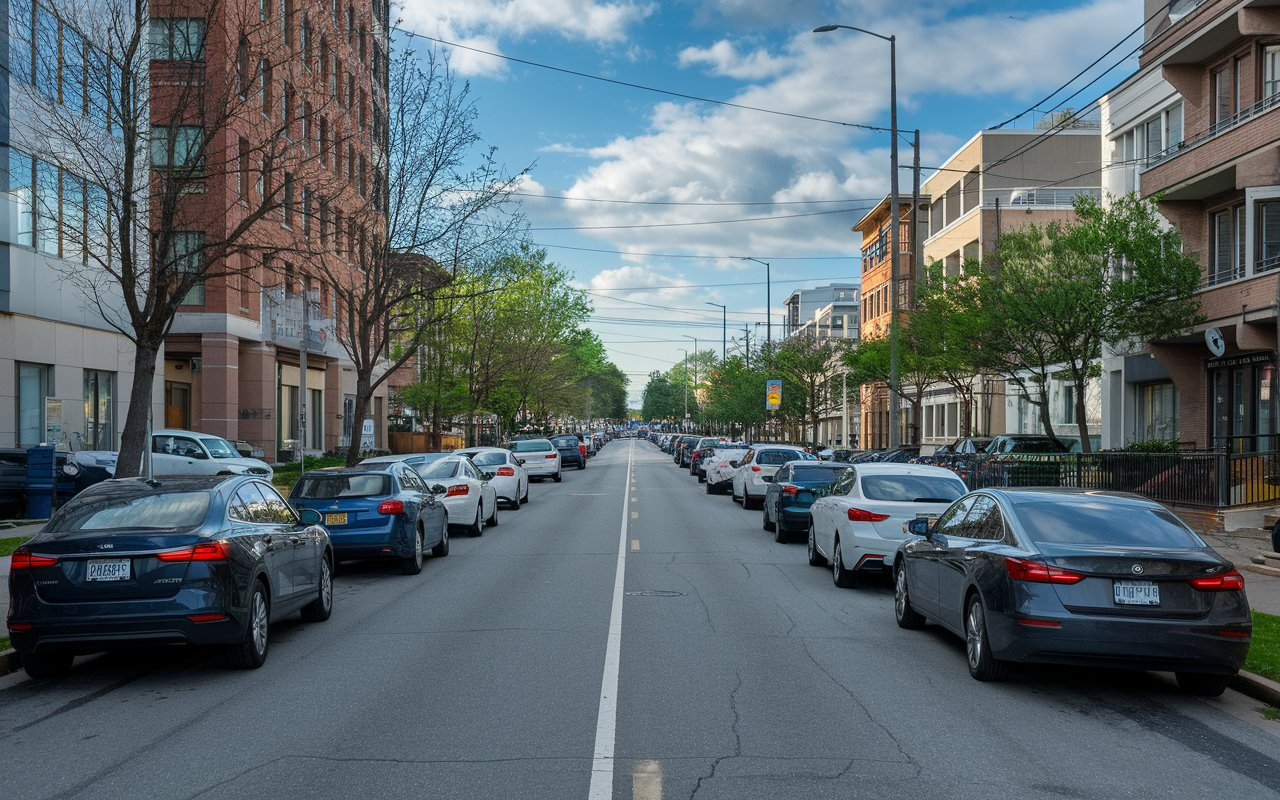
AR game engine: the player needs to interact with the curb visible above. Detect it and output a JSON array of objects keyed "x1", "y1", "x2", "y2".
[
  {"x1": 0, "y1": 648, "x2": 18, "y2": 677},
  {"x1": 1231, "y1": 669, "x2": 1280, "y2": 708},
  {"x1": 1240, "y1": 563, "x2": 1280, "y2": 578}
]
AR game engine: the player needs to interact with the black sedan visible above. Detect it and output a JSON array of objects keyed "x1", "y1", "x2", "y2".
[
  {"x1": 7, "y1": 476, "x2": 334, "y2": 679},
  {"x1": 550, "y1": 434, "x2": 586, "y2": 470},
  {"x1": 892, "y1": 488, "x2": 1251, "y2": 695},
  {"x1": 761, "y1": 461, "x2": 850, "y2": 543}
]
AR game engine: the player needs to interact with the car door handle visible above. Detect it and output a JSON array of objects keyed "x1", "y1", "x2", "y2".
[{"x1": 289, "y1": 536, "x2": 305, "y2": 547}]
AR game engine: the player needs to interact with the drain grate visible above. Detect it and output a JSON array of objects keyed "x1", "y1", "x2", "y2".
[{"x1": 625, "y1": 590, "x2": 686, "y2": 597}]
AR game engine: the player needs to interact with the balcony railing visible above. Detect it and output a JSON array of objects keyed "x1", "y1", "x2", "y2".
[
  {"x1": 263, "y1": 287, "x2": 335, "y2": 352},
  {"x1": 1144, "y1": 91, "x2": 1280, "y2": 171}
]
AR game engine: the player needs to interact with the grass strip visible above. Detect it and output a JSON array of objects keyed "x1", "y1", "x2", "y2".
[{"x1": 1245, "y1": 611, "x2": 1280, "y2": 683}]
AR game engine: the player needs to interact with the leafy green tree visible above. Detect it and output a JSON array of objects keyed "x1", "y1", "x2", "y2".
[
  {"x1": 641, "y1": 371, "x2": 685, "y2": 423},
  {"x1": 770, "y1": 335, "x2": 851, "y2": 452},
  {"x1": 703, "y1": 356, "x2": 767, "y2": 439}
]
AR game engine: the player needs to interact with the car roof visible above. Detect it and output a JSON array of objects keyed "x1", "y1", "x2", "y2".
[
  {"x1": 850, "y1": 463, "x2": 967, "y2": 477},
  {"x1": 153, "y1": 428, "x2": 225, "y2": 438},
  {"x1": 981, "y1": 487, "x2": 1154, "y2": 507}
]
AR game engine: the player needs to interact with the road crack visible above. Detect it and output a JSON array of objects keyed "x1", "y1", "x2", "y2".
[
  {"x1": 663, "y1": 553, "x2": 717, "y2": 634},
  {"x1": 689, "y1": 670, "x2": 743, "y2": 800}
]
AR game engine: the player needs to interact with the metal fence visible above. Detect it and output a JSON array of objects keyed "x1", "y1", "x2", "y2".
[{"x1": 935, "y1": 450, "x2": 1280, "y2": 508}]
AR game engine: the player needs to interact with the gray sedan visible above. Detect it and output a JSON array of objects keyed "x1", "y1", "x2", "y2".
[{"x1": 891, "y1": 488, "x2": 1252, "y2": 696}]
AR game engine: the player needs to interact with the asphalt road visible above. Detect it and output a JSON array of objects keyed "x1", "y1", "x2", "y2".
[{"x1": 2, "y1": 440, "x2": 1280, "y2": 800}]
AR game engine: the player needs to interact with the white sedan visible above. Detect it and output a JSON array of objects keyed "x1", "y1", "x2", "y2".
[
  {"x1": 702, "y1": 447, "x2": 748, "y2": 494},
  {"x1": 455, "y1": 446, "x2": 529, "y2": 508},
  {"x1": 507, "y1": 438, "x2": 562, "y2": 482},
  {"x1": 731, "y1": 446, "x2": 815, "y2": 508},
  {"x1": 807, "y1": 463, "x2": 968, "y2": 588},
  {"x1": 416, "y1": 455, "x2": 500, "y2": 536}
]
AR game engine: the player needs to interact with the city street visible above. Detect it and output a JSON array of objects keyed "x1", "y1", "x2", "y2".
[{"x1": 2, "y1": 439, "x2": 1280, "y2": 799}]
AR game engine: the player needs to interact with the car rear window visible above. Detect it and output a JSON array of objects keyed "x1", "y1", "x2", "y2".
[
  {"x1": 293, "y1": 474, "x2": 391, "y2": 499},
  {"x1": 791, "y1": 465, "x2": 849, "y2": 483},
  {"x1": 1012, "y1": 500, "x2": 1201, "y2": 548},
  {"x1": 861, "y1": 475, "x2": 966, "y2": 502},
  {"x1": 419, "y1": 461, "x2": 461, "y2": 479},
  {"x1": 466, "y1": 452, "x2": 507, "y2": 467},
  {"x1": 510, "y1": 440, "x2": 553, "y2": 452},
  {"x1": 552, "y1": 437, "x2": 578, "y2": 447},
  {"x1": 48, "y1": 491, "x2": 212, "y2": 533}
]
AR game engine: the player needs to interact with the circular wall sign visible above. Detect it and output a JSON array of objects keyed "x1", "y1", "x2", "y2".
[{"x1": 1205, "y1": 327, "x2": 1226, "y2": 357}]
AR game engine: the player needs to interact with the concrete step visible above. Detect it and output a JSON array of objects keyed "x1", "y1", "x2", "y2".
[{"x1": 1265, "y1": 513, "x2": 1280, "y2": 529}]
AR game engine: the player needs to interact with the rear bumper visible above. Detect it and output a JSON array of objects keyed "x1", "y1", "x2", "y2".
[
  {"x1": 329, "y1": 520, "x2": 413, "y2": 558},
  {"x1": 8, "y1": 591, "x2": 246, "y2": 653},
  {"x1": 779, "y1": 507, "x2": 813, "y2": 530},
  {"x1": 524, "y1": 460, "x2": 559, "y2": 476},
  {"x1": 988, "y1": 611, "x2": 1251, "y2": 674}
]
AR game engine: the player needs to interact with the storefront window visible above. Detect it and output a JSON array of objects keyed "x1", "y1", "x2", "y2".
[
  {"x1": 83, "y1": 370, "x2": 114, "y2": 450},
  {"x1": 1208, "y1": 354, "x2": 1279, "y2": 451},
  {"x1": 17, "y1": 363, "x2": 51, "y2": 446},
  {"x1": 1137, "y1": 382, "x2": 1178, "y2": 442}
]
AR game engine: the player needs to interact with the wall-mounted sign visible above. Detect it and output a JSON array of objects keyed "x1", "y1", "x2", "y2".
[
  {"x1": 1205, "y1": 327, "x2": 1225, "y2": 357},
  {"x1": 1206, "y1": 351, "x2": 1274, "y2": 371}
]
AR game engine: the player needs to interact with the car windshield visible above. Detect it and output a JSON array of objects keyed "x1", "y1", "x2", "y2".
[
  {"x1": 510, "y1": 440, "x2": 553, "y2": 452},
  {"x1": 419, "y1": 460, "x2": 461, "y2": 479},
  {"x1": 47, "y1": 491, "x2": 211, "y2": 533},
  {"x1": 465, "y1": 451, "x2": 507, "y2": 467},
  {"x1": 861, "y1": 475, "x2": 966, "y2": 502},
  {"x1": 293, "y1": 474, "x2": 391, "y2": 499},
  {"x1": 991, "y1": 437, "x2": 1067, "y2": 453},
  {"x1": 552, "y1": 437, "x2": 579, "y2": 447},
  {"x1": 791, "y1": 465, "x2": 849, "y2": 483},
  {"x1": 1013, "y1": 499, "x2": 1203, "y2": 549},
  {"x1": 200, "y1": 437, "x2": 239, "y2": 458}
]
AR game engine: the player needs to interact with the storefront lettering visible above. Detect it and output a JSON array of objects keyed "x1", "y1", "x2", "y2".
[
  {"x1": 238, "y1": 408, "x2": 273, "y2": 420},
  {"x1": 1206, "y1": 351, "x2": 1276, "y2": 370}
]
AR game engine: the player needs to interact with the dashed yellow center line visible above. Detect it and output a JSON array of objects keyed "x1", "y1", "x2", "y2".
[{"x1": 630, "y1": 539, "x2": 640, "y2": 552}]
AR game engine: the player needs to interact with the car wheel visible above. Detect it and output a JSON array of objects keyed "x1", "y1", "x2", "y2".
[
  {"x1": 508, "y1": 492, "x2": 521, "y2": 510},
  {"x1": 21, "y1": 651, "x2": 74, "y2": 680},
  {"x1": 468, "y1": 505, "x2": 484, "y2": 537},
  {"x1": 486, "y1": 499, "x2": 499, "y2": 527},
  {"x1": 553, "y1": 471, "x2": 563, "y2": 483},
  {"x1": 762, "y1": 504, "x2": 776, "y2": 532},
  {"x1": 401, "y1": 527, "x2": 425, "y2": 575},
  {"x1": 698, "y1": 472, "x2": 706, "y2": 483},
  {"x1": 432, "y1": 524, "x2": 450, "y2": 558},
  {"x1": 965, "y1": 594, "x2": 1010, "y2": 681},
  {"x1": 731, "y1": 485, "x2": 740, "y2": 504},
  {"x1": 300, "y1": 555, "x2": 334, "y2": 621},
  {"x1": 706, "y1": 479, "x2": 717, "y2": 495},
  {"x1": 807, "y1": 524, "x2": 825, "y2": 567},
  {"x1": 832, "y1": 539, "x2": 857, "y2": 588},
  {"x1": 521, "y1": 484, "x2": 530, "y2": 504},
  {"x1": 226, "y1": 581, "x2": 270, "y2": 670},
  {"x1": 744, "y1": 491, "x2": 760, "y2": 510},
  {"x1": 894, "y1": 563, "x2": 926, "y2": 630},
  {"x1": 773, "y1": 518, "x2": 789, "y2": 544},
  {"x1": 1175, "y1": 671, "x2": 1231, "y2": 697}
]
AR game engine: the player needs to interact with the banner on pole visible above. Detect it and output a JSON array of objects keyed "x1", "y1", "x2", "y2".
[{"x1": 766, "y1": 379, "x2": 782, "y2": 410}]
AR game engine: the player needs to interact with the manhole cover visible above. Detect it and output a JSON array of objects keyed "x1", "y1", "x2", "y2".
[{"x1": 625, "y1": 590, "x2": 686, "y2": 597}]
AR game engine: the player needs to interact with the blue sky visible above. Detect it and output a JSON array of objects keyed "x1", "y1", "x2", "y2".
[{"x1": 398, "y1": 0, "x2": 1143, "y2": 406}]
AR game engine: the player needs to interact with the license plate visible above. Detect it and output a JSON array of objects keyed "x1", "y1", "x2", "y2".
[
  {"x1": 324, "y1": 512, "x2": 348, "y2": 526},
  {"x1": 1113, "y1": 579, "x2": 1160, "y2": 606},
  {"x1": 86, "y1": 558, "x2": 131, "y2": 582}
]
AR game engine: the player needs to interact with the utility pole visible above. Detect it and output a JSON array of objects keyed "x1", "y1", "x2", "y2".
[{"x1": 299, "y1": 285, "x2": 309, "y2": 475}]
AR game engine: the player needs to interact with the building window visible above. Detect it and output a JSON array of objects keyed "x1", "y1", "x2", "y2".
[
  {"x1": 165, "y1": 380, "x2": 191, "y2": 429},
  {"x1": 17, "y1": 363, "x2": 52, "y2": 447},
  {"x1": 150, "y1": 125, "x2": 204, "y2": 168},
  {"x1": 1166, "y1": 101, "x2": 1183, "y2": 149},
  {"x1": 34, "y1": 159, "x2": 59, "y2": 255},
  {"x1": 1259, "y1": 201, "x2": 1280, "y2": 274},
  {"x1": 150, "y1": 19, "x2": 206, "y2": 60},
  {"x1": 61, "y1": 26, "x2": 85, "y2": 112},
  {"x1": 168, "y1": 232, "x2": 206, "y2": 305},
  {"x1": 301, "y1": 187, "x2": 311, "y2": 238},
  {"x1": 61, "y1": 172, "x2": 84, "y2": 263},
  {"x1": 83, "y1": 370, "x2": 114, "y2": 450},
  {"x1": 1210, "y1": 207, "x2": 1244, "y2": 284},
  {"x1": 261, "y1": 61, "x2": 273, "y2": 116},
  {"x1": 11, "y1": 0, "x2": 33, "y2": 83},
  {"x1": 10, "y1": 149, "x2": 35, "y2": 248},
  {"x1": 1212, "y1": 64, "x2": 1233, "y2": 127},
  {"x1": 33, "y1": 3, "x2": 58, "y2": 100},
  {"x1": 238, "y1": 137, "x2": 251, "y2": 200},
  {"x1": 237, "y1": 36, "x2": 250, "y2": 97},
  {"x1": 282, "y1": 172, "x2": 294, "y2": 226},
  {"x1": 282, "y1": 0, "x2": 293, "y2": 47},
  {"x1": 301, "y1": 14, "x2": 311, "y2": 66}
]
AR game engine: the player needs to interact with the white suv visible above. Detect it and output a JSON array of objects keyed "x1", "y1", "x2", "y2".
[{"x1": 731, "y1": 446, "x2": 815, "y2": 509}]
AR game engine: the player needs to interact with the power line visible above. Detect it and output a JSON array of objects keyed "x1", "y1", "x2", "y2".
[
  {"x1": 395, "y1": 28, "x2": 894, "y2": 134},
  {"x1": 505, "y1": 190, "x2": 873, "y2": 207},
  {"x1": 533, "y1": 243, "x2": 852, "y2": 261},
  {"x1": 529, "y1": 205, "x2": 869, "y2": 232},
  {"x1": 583, "y1": 275, "x2": 855, "y2": 292}
]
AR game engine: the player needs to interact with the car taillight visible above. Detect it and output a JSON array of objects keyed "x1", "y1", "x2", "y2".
[
  {"x1": 782, "y1": 485, "x2": 799, "y2": 496},
  {"x1": 847, "y1": 507, "x2": 890, "y2": 522},
  {"x1": 378, "y1": 500, "x2": 405, "y2": 515},
  {"x1": 751, "y1": 466, "x2": 761, "y2": 472},
  {"x1": 446, "y1": 485, "x2": 469, "y2": 497},
  {"x1": 1003, "y1": 557, "x2": 1085, "y2": 585},
  {"x1": 156, "y1": 541, "x2": 231, "y2": 562},
  {"x1": 545, "y1": 454, "x2": 557, "y2": 459},
  {"x1": 496, "y1": 467, "x2": 515, "y2": 477},
  {"x1": 10, "y1": 551, "x2": 59, "y2": 569},
  {"x1": 1189, "y1": 570, "x2": 1245, "y2": 592}
]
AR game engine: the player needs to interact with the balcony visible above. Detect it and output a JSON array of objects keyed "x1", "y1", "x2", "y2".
[
  {"x1": 1144, "y1": 91, "x2": 1280, "y2": 171},
  {"x1": 263, "y1": 287, "x2": 336, "y2": 354}
]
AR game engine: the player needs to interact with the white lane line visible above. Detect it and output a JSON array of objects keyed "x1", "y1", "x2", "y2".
[{"x1": 588, "y1": 438, "x2": 633, "y2": 800}]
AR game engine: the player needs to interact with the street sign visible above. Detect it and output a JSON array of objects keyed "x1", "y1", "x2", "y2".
[
  {"x1": 766, "y1": 379, "x2": 782, "y2": 410},
  {"x1": 360, "y1": 419, "x2": 375, "y2": 450}
]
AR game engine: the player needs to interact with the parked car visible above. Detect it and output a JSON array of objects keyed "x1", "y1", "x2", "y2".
[
  {"x1": 550, "y1": 434, "x2": 587, "y2": 470},
  {"x1": 688, "y1": 437, "x2": 724, "y2": 478},
  {"x1": 703, "y1": 447, "x2": 749, "y2": 494},
  {"x1": 808, "y1": 463, "x2": 967, "y2": 588},
  {"x1": 7, "y1": 475, "x2": 333, "y2": 678},
  {"x1": 506, "y1": 438, "x2": 562, "y2": 482},
  {"x1": 455, "y1": 447, "x2": 530, "y2": 508},
  {"x1": 674, "y1": 435, "x2": 701, "y2": 466},
  {"x1": 360, "y1": 452, "x2": 454, "y2": 471},
  {"x1": 731, "y1": 445, "x2": 817, "y2": 509},
  {"x1": 984, "y1": 435, "x2": 1071, "y2": 454},
  {"x1": 79, "y1": 430, "x2": 274, "y2": 481},
  {"x1": 891, "y1": 488, "x2": 1251, "y2": 695},
  {"x1": 416, "y1": 455, "x2": 500, "y2": 536},
  {"x1": 762, "y1": 461, "x2": 851, "y2": 543},
  {"x1": 291, "y1": 464, "x2": 448, "y2": 570}
]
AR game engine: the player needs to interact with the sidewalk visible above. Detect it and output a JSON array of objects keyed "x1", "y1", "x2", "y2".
[
  {"x1": 0, "y1": 522, "x2": 47, "y2": 627},
  {"x1": 1199, "y1": 527, "x2": 1280, "y2": 616}
]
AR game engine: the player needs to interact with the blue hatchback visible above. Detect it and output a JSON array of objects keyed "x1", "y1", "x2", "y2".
[
  {"x1": 762, "y1": 461, "x2": 851, "y2": 543},
  {"x1": 289, "y1": 463, "x2": 448, "y2": 575}
]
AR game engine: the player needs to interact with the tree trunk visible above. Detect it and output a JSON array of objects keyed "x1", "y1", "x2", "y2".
[
  {"x1": 344, "y1": 374, "x2": 374, "y2": 466},
  {"x1": 115, "y1": 341, "x2": 161, "y2": 478},
  {"x1": 1037, "y1": 380, "x2": 1055, "y2": 440},
  {"x1": 1073, "y1": 371, "x2": 1092, "y2": 454}
]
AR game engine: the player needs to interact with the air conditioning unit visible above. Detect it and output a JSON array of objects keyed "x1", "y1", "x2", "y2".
[{"x1": 190, "y1": 357, "x2": 202, "y2": 373}]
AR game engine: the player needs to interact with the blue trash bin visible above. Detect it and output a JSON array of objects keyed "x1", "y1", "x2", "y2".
[{"x1": 25, "y1": 445, "x2": 55, "y2": 519}]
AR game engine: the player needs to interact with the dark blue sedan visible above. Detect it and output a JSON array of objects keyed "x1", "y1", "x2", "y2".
[
  {"x1": 892, "y1": 488, "x2": 1252, "y2": 695},
  {"x1": 6, "y1": 476, "x2": 333, "y2": 679},
  {"x1": 289, "y1": 463, "x2": 448, "y2": 573},
  {"x1": 762, "y1": 461, "x2": 850, "y2": 543}
]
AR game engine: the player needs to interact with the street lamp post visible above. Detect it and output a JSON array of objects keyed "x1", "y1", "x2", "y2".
[
  {"x1": 742, "y1": 257, "x2": 772, "y2": 346},
  {"x1": 705, "y1": 302, "x2": 727, "y2": 361},
  {"x1": 679, "y1": 347, "x2": 689, "y2": 430},
  {"x1": 814, "y1": 23, "x2": 900, "y2": 449}
]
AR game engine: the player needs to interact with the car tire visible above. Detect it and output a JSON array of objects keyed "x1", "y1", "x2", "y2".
[
  {"x1": 773, "y1": 519, "x2": 789, "y2": 544},
  {"x1": 965, "y1": 594, "x2": 1010, "y2": 681},
  {"x1": 831, "y1": 539, "x2": 857, "y2": 588},
  {"x1": 468, "y1": 505, "x2": 484, "y2": 537},
  {"x1": 226, "y1": 581, "x2": 270, "y2": 670},
  {"x1": 698, "y1": 472, "x2": 706, "y2": 483},
  {"x1": 894, "y1": 563, "x2": 926, "y2": 630},
  {"x1": 300, "y1": 555, "x2": 334, "y2": 621},
  {"x1": 553, "y1": 471, "x2": 562, "y2": 483},
  {"x1": 521, "y1": 485, "x2": 530, "y2": 504},
  {"x1": 1175, "y1": 671, "x2": 1231, "y2": 697},
  {"x1": 706, "y1": 480, "x2": 715, "y2": 494},
  {"x1": 486, "y1": 500, "x2": 499, "y2": 527},
  {"x1": 21, "y1": 651, "x2": 74, "y2": 680},
  {"x1": 401, "y1": 528, "x2": 425, "y2": 575},
  {"x1": 508, "y1": 493, "x2": 521, "y2": 510},
  {"x1": 807, "y1": 524, "x2": 825, "y2": 567},
  {"x1": 763, "y1": 505, "x2": 776, "y2": 533},
  {"x1": 432, "y1": 525, "x2": 450, "y2": 557}
]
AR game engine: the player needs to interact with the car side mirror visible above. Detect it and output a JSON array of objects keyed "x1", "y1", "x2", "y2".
[
  {"x1": 480, "y1": 473, "x2": 492, "y2": 481},
  {"x1": 761, "y1": 475, "x2": 774, "y2": 483},
  {"x1": 906, "y1": 517, "x2": 931, "y2": 537},
  {"x1": 297, "y1": 508, "x2": 323, "y2": 526},
  {"x1": 431, "y1": 483, "x2": 447, "y2": 495},
  {"x1": 516, "y1": 458, "x2": 525, "y2": 466},
  {"x1": 730, "y1": 460, "x2": 740, "y2": 468}
]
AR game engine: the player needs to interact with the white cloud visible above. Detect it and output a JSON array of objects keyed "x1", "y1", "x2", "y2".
[{"x1": 678, "y1": 40, "x2": 787, "y2": 81}]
